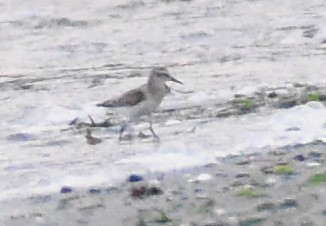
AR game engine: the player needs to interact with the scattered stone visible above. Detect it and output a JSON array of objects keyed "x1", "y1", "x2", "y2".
[
  {"x1": 308, "y1": 151, "x2": 322, "y2": 159},
  {"x1": 196, "y1": 173, "x2": 212, "y2": 181},
  {"x1": 306, "y1": 162, "x2": 321, "y2": 168},
  {"x1": 261, "y1": 166, "x2": 274, "y2": 174},
  {"x1": 147, "y1": 186, "x2": 163, "y2": 196},
  {"x1": 294, "y1": 154, "x2": 305, "y2": 161},
  {"x1": 128, "y1": 174, "x2": 144, "y2": 183},
  {"x1": 235, "y1": 173, "x2": 250, "y2": 178},
  {"x1": 257, "y1": 202, "x2": 276, "y2": 212},
  {"x1": 60, "y1": 186, "x2": 73, "y2": 194},
  {"x1": 279, "y1": 199, "x2": 298, "y2": 209},
  {"x1": 286, "y1": 127, "x2": 301, "y2": 131},
  {"x1": 236, "y1": 160, "x2": 251, "y2": 165},
  {"x1": 130, "y1": 186, "x2": 163, "y2": 198},
  {"x1": 302, "y1": 26, "x2": 318, "y2": 38},
  {"x1": 268, "y1": 92, "x2": 277, "y2": 98},
  {"x1": 130, "y1": 186, "x2": 146, "y2": 197},
  {"x1": 88, "y1": 188, "x2": 102, "y2": 194},
  {"x1": 277, "y1": 100, "x2": 297, "y2": 109}
]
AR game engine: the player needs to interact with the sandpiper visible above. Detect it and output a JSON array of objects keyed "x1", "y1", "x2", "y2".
[{"x1": 96, "y1": 66, "x2": 183, "y2": 141}]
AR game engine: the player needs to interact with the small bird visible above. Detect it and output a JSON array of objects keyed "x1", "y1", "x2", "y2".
[{"x1": 96, "y1": 66, "x2": 183, "y2": 141}]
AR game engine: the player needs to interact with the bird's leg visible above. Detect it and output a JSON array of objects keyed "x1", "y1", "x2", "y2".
[
  {"x1": 149, "y1": 115, "x2": 160, "y2": 142},
  {"x1": 119, "y1": 121, "x2": 127, "y2": 140}
]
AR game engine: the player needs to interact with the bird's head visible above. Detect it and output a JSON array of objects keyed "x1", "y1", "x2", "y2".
[{"x1": 150, "y1": 66, "x2": 183, "y2": 85}]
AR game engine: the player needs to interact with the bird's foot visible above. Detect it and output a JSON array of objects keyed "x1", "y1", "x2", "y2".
[{"x1": 119, "y1": 133, "x2": 134, "y2": 141}]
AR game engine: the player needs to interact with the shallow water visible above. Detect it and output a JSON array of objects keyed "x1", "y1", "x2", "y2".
[{"x1": 1, "y1": 0, "x2": 326, "y2": 209}]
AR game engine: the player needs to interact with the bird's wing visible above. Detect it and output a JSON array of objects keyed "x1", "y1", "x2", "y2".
[{"x1": 96, "y1": 87, "x2": 146, "y2": 108}]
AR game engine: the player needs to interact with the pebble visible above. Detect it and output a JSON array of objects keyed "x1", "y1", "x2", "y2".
[
  {"x1": 265, "y1": 177, "x2": 277, "y2": 185},
  {"x1": 305, "y1": 162, "x2": 321, "y2": 168},
  {"x1": 130, "y1": 186, "x2": 163, "y2": 198},
  {"x1": 294, "y1": 154, "x2": 305, "y2": 161},
  {"x1": 235, "y1": 160, "x2": 251, "y2": 165},
  {"x1": 308, "y1": 151, "x2": 322, "y2": 159},
  {"x1": 128, "y1": 174, "x2": 144, "y2": 183},
  {"x1": 88, "y1": 188, "x2": 101, "y2": 194},
  {"x1": 60, "y1": 186, "x2": 73, "y2": 194},
  {"x1": 196, "y1": 173, "x2": 212, "y2": 181},
  {"x1": 214, "y1": 208, "x2": 226, "y2": 216},
  {"x1": 257, "y1": 202, "x2": 276, "y2": 212},
  {"x1": 279, "y1": 199, "x2": 298, "y2": 209},
  {"x1": 268, "y1": 92, "x2": 277, "y2": 98},
  {"x1": 235, "y1": 173, "x2": 250, "y2": 178}
]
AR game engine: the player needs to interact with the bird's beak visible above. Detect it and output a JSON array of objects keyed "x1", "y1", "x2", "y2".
[{"x1": 169, "y1": 75, "x2": 183, "y2": 85}]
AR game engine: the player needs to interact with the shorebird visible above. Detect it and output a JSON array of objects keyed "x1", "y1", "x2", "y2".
[{"x1": 96, "y1": 66, "x2": 183, "y2": 141}]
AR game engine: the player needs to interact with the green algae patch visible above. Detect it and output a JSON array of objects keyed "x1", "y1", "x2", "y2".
[
  {"x1": 239, "y1": 217, "x2": 266, "y2": 226},
  {"x1": 240, "y1": 98, "x2": 255, "y2": 110},
  {"x1": 273, "y1": 165, "x2": 294, "y2": 175},
  {"x1": 155, "y1": 212, "x2": 171, "y2": 224},
  {"x1": 236, "y1": 187, "x2": 262, "y2": 198},
  {"x1": 308, "y1": 92, "x2": 321, "y2": 102},
  {"x1": 308, "y1": 173, "x2": 326, "y2": 185}
]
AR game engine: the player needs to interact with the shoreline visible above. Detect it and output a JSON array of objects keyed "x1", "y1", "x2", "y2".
[{"x1": 3, "y1": 141, "x2": 326, "y2": 226}]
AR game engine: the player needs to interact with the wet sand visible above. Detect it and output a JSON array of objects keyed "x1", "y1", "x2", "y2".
[{"x1": 3, "y1": 141, "x2": 326, "y2": 226}]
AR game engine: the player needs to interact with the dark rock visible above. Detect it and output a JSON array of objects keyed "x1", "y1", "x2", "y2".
[
  {"x1": 130, "y1": 186, "x2": 163, "y2": 198},
  {"x1": 302, "y1": 26, "x2": 318, "y2": 38},
  {"x1": 278, "y1": 100, "x2": 297, "y2": 109},
  {"x1": 128, "y1": 174, "x2": 144, "y2": 183},
  {"x1": 308, "y1": 151, "x2": 322, "y2": 159},
  {"x1": 130, "y1": 186, "x2": 146, "y2": 197},
  {"x1": 268, "y1": 92, "x2": 277, "y2": 98},
  {"x1": 286, "y1": 127, "x2": 301, "y2": 131},
  {"x1": 294, "y1": 154, "x2": 305, "y2": 161},
  {"x1": 147, "y1": 186, "x2": 163, "y2": 195},
  {"x1": 279, "y1": 199, "x2": 298, "y2": 209},
  {"x1": 236, "y1": 160, "x2": 251, "y2": 165},
  {"x1": 235, "y1": 173, "x2": 250, "y2": 178},
  {"x1": 257, "y1": 202, "x2": 276, "y2": 212},
  {"x1": 261, "y1": 166, "x2": 274, "y2": 174},
  {"x1": 88, "y1": 188, "x2": 101, "y2": 194},
  {"x1": 60, "y1": 186, "x2": 73, "y2": 194},
  {"x1": 321, "y1": 209, "x2": 326, "y2": 216}
]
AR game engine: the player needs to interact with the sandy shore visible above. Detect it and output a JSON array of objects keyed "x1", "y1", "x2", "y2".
[{"x1": 2, "y1": 141, "x2": 326, "y2": 226}]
